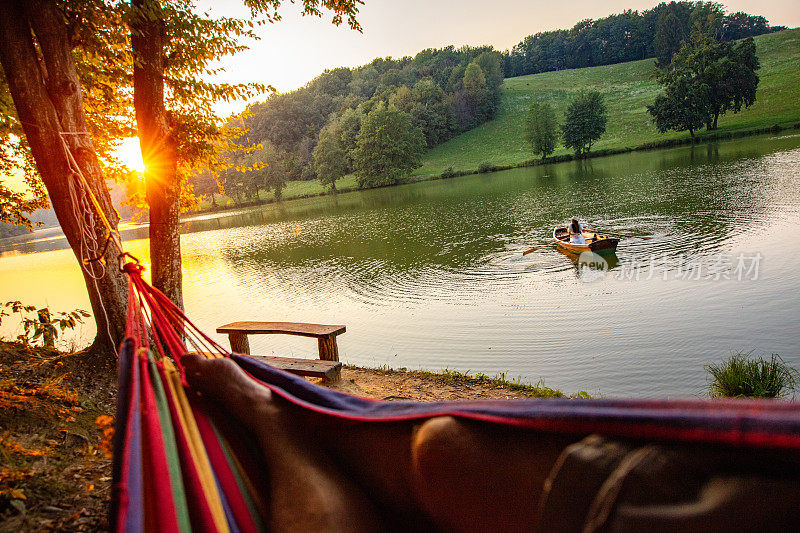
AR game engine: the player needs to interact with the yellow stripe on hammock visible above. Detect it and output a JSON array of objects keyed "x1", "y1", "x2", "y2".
[{"x1": 162, "y1": 359, "x2": 231, "y2": 533}]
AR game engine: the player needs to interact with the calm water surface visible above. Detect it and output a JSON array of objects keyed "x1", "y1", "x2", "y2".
[{"x1": 3, "y1": 133, "x2": 800, "y2": 397}]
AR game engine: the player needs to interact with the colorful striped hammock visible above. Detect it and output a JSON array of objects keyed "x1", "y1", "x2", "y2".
[{"x1": 111, "y1": 262, "x2": 800, "y2": 532}]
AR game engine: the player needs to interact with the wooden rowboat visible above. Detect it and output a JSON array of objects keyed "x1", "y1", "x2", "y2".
[{"x1": 553, "y1": 226, "x2": 619, "y2": 255}]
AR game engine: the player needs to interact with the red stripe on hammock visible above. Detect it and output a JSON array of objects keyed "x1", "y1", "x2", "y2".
[
  {"x1": 193, "y1": 399, "x2": 260, "y2": 533},
  {"x1": 139, "y1": 355, "x2": 180, "y2": 533}
]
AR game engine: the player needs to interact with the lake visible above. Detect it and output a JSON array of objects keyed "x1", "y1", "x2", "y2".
[{"x1": 2, "y1": 132, "x2": 800, "y2": 397}]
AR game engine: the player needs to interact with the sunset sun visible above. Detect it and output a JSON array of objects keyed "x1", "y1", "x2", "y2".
[{"x1": 114, "y1": 137, "x2": 146, "y2": 173}]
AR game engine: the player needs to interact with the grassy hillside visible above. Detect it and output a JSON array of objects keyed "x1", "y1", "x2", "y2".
[
  {"x1": 195, "y1": 29, "x2": 799, "y2": 211},
  {"x1": 416, "y1": 28, "x2": 800, "y2": 176}
]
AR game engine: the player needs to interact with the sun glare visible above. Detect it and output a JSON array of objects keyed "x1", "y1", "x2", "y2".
[{"x1": 114, "y1": 137, "x2": 146, "y2": 173}]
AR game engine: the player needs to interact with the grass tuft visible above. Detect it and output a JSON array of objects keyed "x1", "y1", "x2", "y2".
[{"x1": 705, "y1": 352, "x2": 798, "y2": 399}]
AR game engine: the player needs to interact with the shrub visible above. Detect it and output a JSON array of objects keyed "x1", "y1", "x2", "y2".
[
  {"x1": 440, "y1": 166, "x2": 456, "y2": 178},
  {"x1": 477, "y1": 161, "x2": 494, "y2": 173},
  {"x1": 1, "y1": 301, "x2": 89, "y2": 348},
  {"x1": 705, "y1": 352, "x2": 798, "y2": 398}
]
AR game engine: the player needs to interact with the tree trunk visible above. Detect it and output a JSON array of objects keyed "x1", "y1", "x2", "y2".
[
  {"x1": 131, "y1": 0, "x2": 183, "y2": 309},
  {"x1": 0, "y1": 0, "x2": 128, "y2": 363},
  {"x1": 712, "y1": 113, "x2": 719, "y2": 130}
]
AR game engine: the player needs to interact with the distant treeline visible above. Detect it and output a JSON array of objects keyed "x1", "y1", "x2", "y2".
[
  {"x1": 223, "y1": 47, "x2": 503, "y2": 185},
  {"x1": 502, "y1": 1, "x2": 783, "y2": 77}
]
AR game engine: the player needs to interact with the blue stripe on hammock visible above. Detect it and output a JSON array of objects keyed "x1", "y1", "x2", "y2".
[{"x1": 232, "y1": 354, "x2": 800, "y2": 447}]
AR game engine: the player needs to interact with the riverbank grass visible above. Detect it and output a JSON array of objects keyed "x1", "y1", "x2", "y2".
[
  {"x1": 357, "y1": 364, "x2": 587, "y2": 398},
  {"x1": 705, "y1": 352, "x2": 798, "y2": 399}
]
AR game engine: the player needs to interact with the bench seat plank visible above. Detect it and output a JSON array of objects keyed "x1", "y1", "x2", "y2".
[
  {"x1": 189, "y1": 351, "x2": 341, "y2": 380},
  {"x1": 252, "y1": 355, "x2": 342, "y2": 380},
  {"x1": 217, "y1": 321, "x2": 346, "y2": 338}
]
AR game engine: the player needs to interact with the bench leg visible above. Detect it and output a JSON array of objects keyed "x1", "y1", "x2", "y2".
[
  {"x1": 228, "y1": 333, "x2": 250, "y2": 355},
  {"x1": 322, "y1": 364, "x2": 341, "y2": 383},
  {"x1": 317, "y1": 336, "x2": 339, "y2": 362}
]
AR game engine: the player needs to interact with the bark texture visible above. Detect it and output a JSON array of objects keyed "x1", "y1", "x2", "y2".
[
  {"x1": 0, "y1": 0, "x2": 128, "y2": 361},
  {"x1": 131, "y1": 0, "x2": 183, "y2": 309}
]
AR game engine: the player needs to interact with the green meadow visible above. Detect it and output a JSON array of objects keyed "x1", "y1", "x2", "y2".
[{"x1": 416, "y1": 28, "x2": 800, "y2": 176}]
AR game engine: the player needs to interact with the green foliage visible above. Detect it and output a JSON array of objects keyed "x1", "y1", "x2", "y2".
[
  {"x1": 410, "y1": 77, "x2": 457, "y2": 147},
  {"x1": 457, "y1": 62, "x2": 489, "y2": 129},
  {"x1": 647, "y1": 74, "x2": 708, "y2": 138},
  {"x1": 477, "y1": 161, "x2": 494, "y2": 173},
  {"x1": 474, "y1": 51, "x2": 504, "y2": 117},
  {"x1": 1, "y1": 302, "x2": 89, "y2": 348},
  {"x1": 313, "y1": 120, "x2": 349, "y2": 191},
  {"x1": 653, "y1": 1, "x2": 695, "y2": 67},
  {"x1": 236, "y1": 44, "x2": 501, "y2": 183},
  {"x1": 504, "y1": 2, "x2": 779, "y2": 77},
  {"x1": 440, "y1": 166, "x2": 455, "y2": 178},
  {"x1": 524, "y1": 101, "x2": 558, "y2": 159},
  {"x1": 561, "y1": 90, "x2": 607, "y2": 156},
  {"x1": 353, "y1": 103, "x2": 425, "y2": 187},
  {"x1": 649, "y1": 33, "x2": 760, "y2": 136},
  {"x1": 417, "y1": 29, "x2": 799, "y2": 177},
  {"x1": 218, "y1": 142, "x2": 285, "y2": 203},
  {"x1": 706, "y1": 352, "x2": 798, "y2": 398}
]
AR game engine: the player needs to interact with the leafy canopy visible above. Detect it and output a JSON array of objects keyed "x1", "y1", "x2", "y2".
[
  {"x1": 561, "y1": 90, "x2": 607, "y2": 156},
  {"x1": 352, "y1": 103, "x2": 425, "y2": 188},
  {"x1": 648, "y1": 32, "x2": 760, "y2": 135},
  {"x1": 313, "y1": 120, "x2": 349, "y2": 191},
  {"x1": 524, "y1": 102, "x2": 558, "y2": 159},
  {"x1": 0, "y1": 0, "x2": 363, "y2": 226}
]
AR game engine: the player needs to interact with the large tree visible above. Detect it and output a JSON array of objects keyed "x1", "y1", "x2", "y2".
[
  {"x1": 647, "y1": 77, "x2": 707, "y2": 138},
  {"x1": 352, "y1": 103, "x2": 425, "y2": 188},
  {"x1": 650, "y1": 32, "x2": 760, "y2": 134},
  {"x1": 129, "y1": 0, "x2": 361, "y2": 308},
  {"x1": 313, "y1": 120, "x2": 349, "y2": 192},
  {"x1": 0, "y1": 0, "x2": 361, "y2": 360},
  {"x1": 561, "y1": 90, "x2": 607, "y2": 157},
  {"x1": 524, "y1": 101, "x2": 558, "y2": 159},
  {"x1": 0, "y1": 0, "x2": 132, "y2": 359}
]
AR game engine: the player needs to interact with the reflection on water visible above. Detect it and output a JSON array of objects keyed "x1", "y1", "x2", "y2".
[{"x1": 2, "y1": 133, "x2": 800, "y2": 397}]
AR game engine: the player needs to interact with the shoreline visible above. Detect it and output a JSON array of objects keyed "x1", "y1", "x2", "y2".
[{"x1": 186, "y1": 121, "x2": 800, "y2": 218}]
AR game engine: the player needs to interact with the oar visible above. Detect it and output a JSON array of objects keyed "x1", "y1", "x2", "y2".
[
  {"x1": 588, "y1": 229, "x2": 653, "y2": 240},
  {"x1": 522, "y1": 240, "x2": 558, "y2": 255}
]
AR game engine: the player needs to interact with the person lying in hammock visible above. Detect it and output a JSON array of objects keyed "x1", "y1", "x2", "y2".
[{"x1": 182, "y1": 353, "x2": 800, "y2": 533}]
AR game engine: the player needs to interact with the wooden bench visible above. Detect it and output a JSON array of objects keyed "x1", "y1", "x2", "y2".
[{"x1": 216, "y1": 321, "x2": 346, "y2": 381}]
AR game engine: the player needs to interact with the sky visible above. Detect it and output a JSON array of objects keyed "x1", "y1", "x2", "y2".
[{"x1": 203, "y1": 0, "x2": 800, "y2": 115}]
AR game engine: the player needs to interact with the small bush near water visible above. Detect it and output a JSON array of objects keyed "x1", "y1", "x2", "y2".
[{"x1": 705, "y1": 352, "x2": 798, "y2": 399}]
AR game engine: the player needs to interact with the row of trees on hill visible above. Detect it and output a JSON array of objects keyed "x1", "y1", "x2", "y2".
[
  {"x1": 525, "y1": 92, "x2": 608, "y2": 159},
  {"x1": 199, "y1": 48, "x2": 504, "y2": 197},
  {"x1": 503, "y1": 1, "x2": 781, "y2": 78}
]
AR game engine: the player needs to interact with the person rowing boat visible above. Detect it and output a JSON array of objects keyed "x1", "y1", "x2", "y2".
[{"x1": 567, "y1": 217, "x2": 587, "y2": 245}]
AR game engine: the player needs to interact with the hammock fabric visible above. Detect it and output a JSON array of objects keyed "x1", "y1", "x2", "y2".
[{"x1": 110, "y1": 262, "x2": 800, "y2": 532}]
